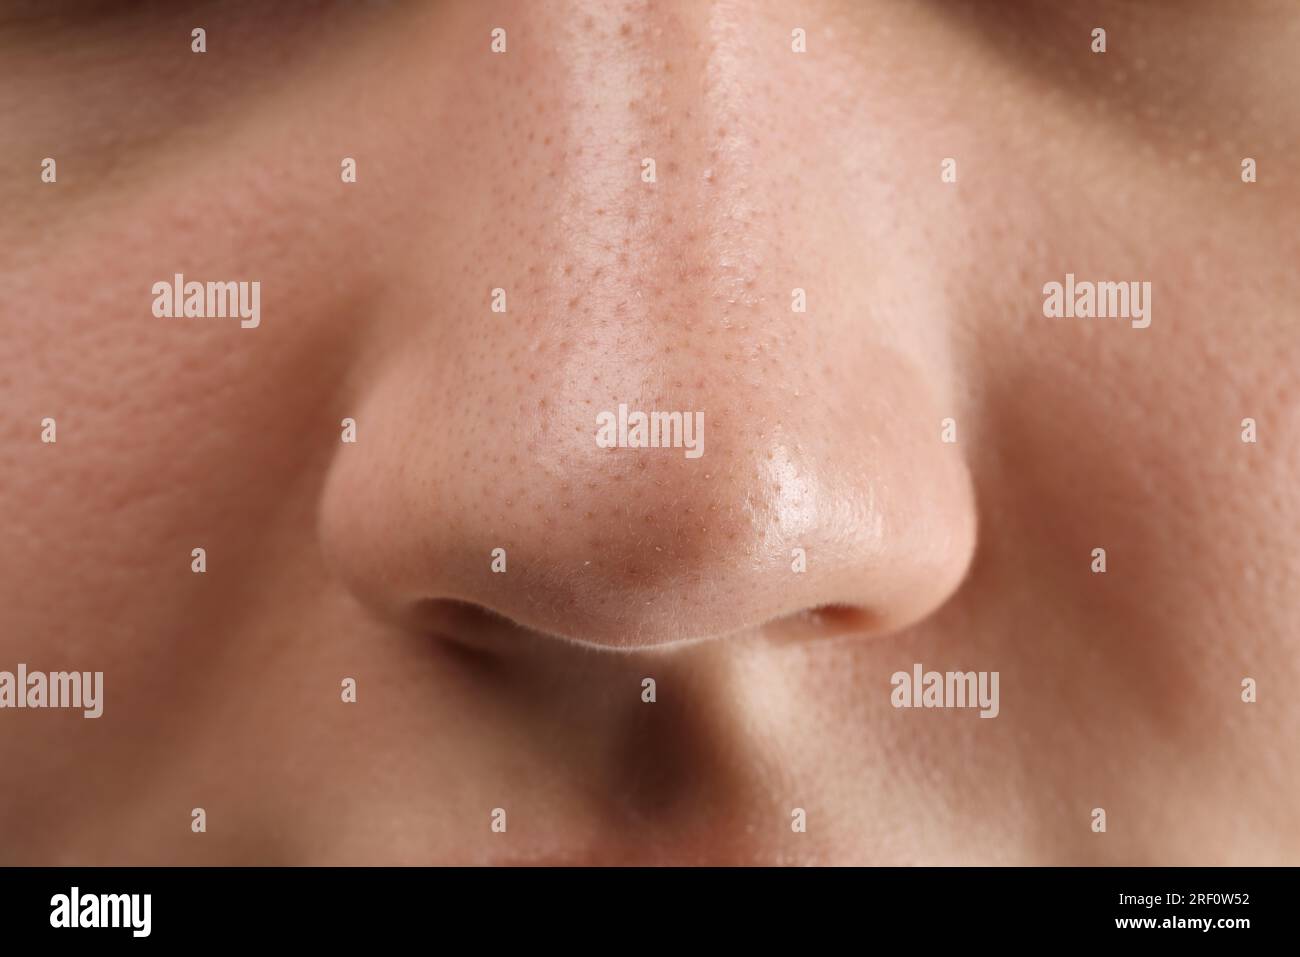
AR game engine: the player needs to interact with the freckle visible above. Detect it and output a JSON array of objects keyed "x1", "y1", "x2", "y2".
[
  {"x1": 544, "y1": 135, "x2": 552, "y2": 146},
  {"x1": 568, "y1": 296, "x2": 580, "y2": 308},
  {"x1": 619, "y1": 22, "x2": 631, "y2": 36}
]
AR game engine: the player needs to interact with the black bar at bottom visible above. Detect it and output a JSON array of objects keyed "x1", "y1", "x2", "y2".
[{"x1": 0, "y1": 866, "x2": 1280, "y2": 944}]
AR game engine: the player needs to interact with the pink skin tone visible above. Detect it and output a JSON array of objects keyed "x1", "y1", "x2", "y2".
[{"x1": 1, "y1": 0, "x2": 1297, "y2": 864}]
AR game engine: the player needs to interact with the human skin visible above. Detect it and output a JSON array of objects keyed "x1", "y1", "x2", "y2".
[{"x1": 1, "y1": 0, "x2": 1297, "y2": 865}]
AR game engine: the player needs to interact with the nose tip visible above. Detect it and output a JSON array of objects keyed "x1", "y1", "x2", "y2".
[{"x1": 318, "y1": 362, "x2": 978, "y2": 650}]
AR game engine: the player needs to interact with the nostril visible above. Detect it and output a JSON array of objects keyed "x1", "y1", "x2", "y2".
[
  {"x1": 405, "y1": 597, "x2": 568, "y2": 656},
  {"x1": 407, "y1": 596, "x2": 512, "y2": 637},
  {"x1": 764, "y1": 604, "x2": 876, "y2": 643}
]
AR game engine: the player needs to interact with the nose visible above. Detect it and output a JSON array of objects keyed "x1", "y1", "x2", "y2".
[{"x1": 315, "y1": 0, "x2": 977, "y2": 650}]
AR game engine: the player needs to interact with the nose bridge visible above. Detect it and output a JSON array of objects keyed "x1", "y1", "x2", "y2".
[
  {"x1": 534, "y1": 2, "x2": 816, "y2": 465},
  {"x1": 544, "y1": 0, "x2": 776, "y2": 325},
  {"x1": 523, "y1": 2, "x2": 796, "y2": 494}
]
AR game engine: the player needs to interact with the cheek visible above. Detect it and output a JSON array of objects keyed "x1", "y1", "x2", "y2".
[
  {"x1": 0, "y1": 154, "x2": 369, "y2": 639},
  {"x1": 0, "y1": 9, "x2": 429, "y2": 654}
]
